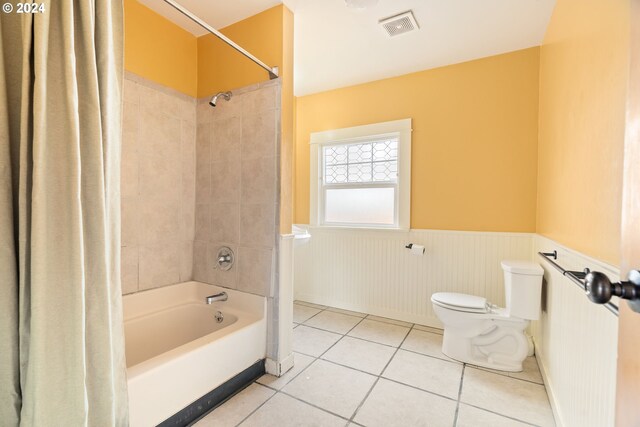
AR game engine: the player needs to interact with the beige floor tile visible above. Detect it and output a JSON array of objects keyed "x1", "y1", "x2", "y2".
[
  {"x1": 282, "y1": 359, "x2": 377, "y2": 418},
  {"x1": 401, "y1": 329, "x2": 459, "y2": 363},
  {"x1": 195, "y1": 383, "x2": 274, "y2": 427},
  {"x1": 292, "y1": 325, "x2": 342, "y2": 357},
  {"x1": 382, "y1": 349, "x2": 463, "y2": 399},
  {"x1": 354, "y1": 378, "x2": 457, "y2": 427},
  {"x1": 508, "y1": 356, "x2": 544, "y2": 384},
  {"x1": 326, "y1": 306, "x2": 367, "y2": 317},
  {"x1": 461, "y1": 367, "x2": 555, "y2": 426},
  {"x1": 456, "y1": 404, "x2": 531, "y2": 427},
  {"x1": 293, "y1": 304, "x2": 322, "y2": 323},
  {"x1": 347, "y1": 319, "x2": 410, "y2": 347},
  {"x1": 256, "y1": 352, "x2": 315, "y2": 390},
  {"x1": 304, "y1": 310, "x2": 363, "y2": 334},
  {"x1": 322, "y1": 336, "x2": 396, "y2": 375},
  {"x1": 365, "y1": 315, "x2": 413, "y2": 327},
  {"x1": 294, "y1": 300, "x2": 328, "y2": 310},
  {"x1": 239, "y1": 393, "x2": 345, "y2": 427},
  {"x1": 414, "y1": 324, "x2": 444, "y2": 335}
]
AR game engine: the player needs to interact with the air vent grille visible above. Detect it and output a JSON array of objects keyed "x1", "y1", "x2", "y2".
[{"x1": 379, "y1": 10, "x2": 419, "y2": 37}]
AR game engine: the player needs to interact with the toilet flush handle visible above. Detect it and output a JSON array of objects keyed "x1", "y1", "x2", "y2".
[{"x1": 584, "y1": 270, "x2": 640, "y2": 312}]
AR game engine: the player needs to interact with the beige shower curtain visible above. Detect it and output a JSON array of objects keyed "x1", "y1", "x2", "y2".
[{"x1": 0, "y1": 0, "x2": 128, "y2": 425}]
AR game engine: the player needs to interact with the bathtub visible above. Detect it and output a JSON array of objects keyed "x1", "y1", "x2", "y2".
[{"x1": 124, "y1": 281, "x2": 267, "y2": 426}]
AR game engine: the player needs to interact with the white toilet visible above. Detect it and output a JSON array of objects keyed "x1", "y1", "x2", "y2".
[{"x1": 431, "y1": 260, "x2": 544, "y2": 372}]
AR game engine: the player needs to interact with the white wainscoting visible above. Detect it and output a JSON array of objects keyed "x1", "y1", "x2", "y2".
[
  {"x1": 293, "y1": 226, "x2": 534, "y2": 326},
  {"x1": 533, "y1": 235, "x2": 619, "y2": 427},
  {"x1": 294, "y1": 227, "x2": 620, "y2": 427}
]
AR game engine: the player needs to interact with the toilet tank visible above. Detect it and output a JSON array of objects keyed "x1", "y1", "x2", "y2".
[{"x1": 501, "y1": 260, "x2": 544, "y2": 320}]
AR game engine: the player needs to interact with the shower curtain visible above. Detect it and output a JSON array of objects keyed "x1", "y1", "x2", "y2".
[{"x1": 0, "y1": 1, "x2": 128, "y2": 425}]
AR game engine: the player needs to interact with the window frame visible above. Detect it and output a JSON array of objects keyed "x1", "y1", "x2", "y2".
[{"x1": 309, "y1": 119, "x2": 412, "y2": 230}]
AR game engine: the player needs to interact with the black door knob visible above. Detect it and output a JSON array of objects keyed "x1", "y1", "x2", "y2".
[{"x1": 584, "y1": 270, "x2": 640, "y2": 304}]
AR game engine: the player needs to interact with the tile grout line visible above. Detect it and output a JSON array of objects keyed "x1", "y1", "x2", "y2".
[
  {"x1": 452, "y1": 364, "x2": 466, "y2": 426},
  {"x1": 232, "y1": 305, "x2": 336, "y2": 427},
  {"x1": 234, "y1": 312, "x2": 372, "y2": 426},
  {"x1": 228, "y1": 302, "x2": 545, "y2": 426},
  {"x1": 347, "y1": 323, "x2": 416, "y2": 424}
]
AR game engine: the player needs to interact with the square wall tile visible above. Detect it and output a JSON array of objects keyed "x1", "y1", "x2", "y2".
[
  {"x1": 237, "y1": 246, "x2": 273, "y2": 296},
  {"x1": 194, "y1": 204, "x2": 211, "y2": 241},
  {"x1": 121, "y1": 246, "x2": 138, "y2": 294},
  {"x1": 123, "y1": 78, "x2": 139, "y2": 104},
  {"x1": 192, "y1": 240, "x2": 213, "y2": 283},
  {"x1": 179, "y1": 240, "x2": 193, "y2": 281},
  {"x1": 242, "y1": 84, "x2": 277, "y2": 116},
  {"x1": 240, "y1": 203, "x2": 276, "y2": 248},
  {"x1": 138, "y1": 243, "x2": 180, "y2": 290},
  {"x1": 121, "y1": 196, "x2": 139, "y2": 246},
  {"x1": 121, "y1": 101, "x2": 139, "y2": 199},
  {"x1": 241, "y1": 111, "x2": 277, "y2": 160},
  {"x1": 196, "y1": 122, "x2": 210, "y2": 167},
  {"x1": 211, "y1": 160, "x2": 240, "y2": 204},
  {"x1": 241, "y1": 156, "x2": 276, "y2": 205},
  {"x1": 138, "y1": 196, "x2": 183, "y2": 246},
  {"x1": 196, "y1": 162, "x2": 211, "y2": 205},
  {"x1": 211, "y1": 202, "x2": 240, "y2": 244},
  {"x1": 212, "y1": 117, "x2": 241, "y2": 164},
  {"x1": 139, "y1": 195, "x2": 181, "y2": 245}
]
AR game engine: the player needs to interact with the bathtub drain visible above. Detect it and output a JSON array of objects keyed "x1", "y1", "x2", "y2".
[{"x1": 214, "y1": 311, "x2": 224, "y2": 323}]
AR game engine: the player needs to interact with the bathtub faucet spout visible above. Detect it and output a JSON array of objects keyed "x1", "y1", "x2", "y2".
[{"x1": 205, "y1": 292, "x2": 228, "y2": 304}]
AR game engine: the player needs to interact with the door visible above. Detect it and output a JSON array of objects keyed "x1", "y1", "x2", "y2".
[{"x1": 616, "y1": 1, "x2": 640, "y2": 425}]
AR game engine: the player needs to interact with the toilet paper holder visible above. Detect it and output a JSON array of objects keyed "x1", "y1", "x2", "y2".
[{"x1": 405, "y1": 243, "x2": 425, "y2": 254}]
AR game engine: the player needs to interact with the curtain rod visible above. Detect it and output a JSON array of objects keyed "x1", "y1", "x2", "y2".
[{"x1": 163, "y1": 0, "x2": 279, "y2": 80}]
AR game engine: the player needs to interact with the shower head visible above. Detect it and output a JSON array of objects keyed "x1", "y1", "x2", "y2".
[{"x1": 209, "y1": 91, "x2": 232, "y2": 107}]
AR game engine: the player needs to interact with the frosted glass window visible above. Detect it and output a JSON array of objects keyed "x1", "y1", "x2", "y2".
[
  {"x1": 325, "y1": 188, "x2": 395, "y2": 225},
  {"x1": 311, "y1": 119, "x2": 411, "y2": 229}
]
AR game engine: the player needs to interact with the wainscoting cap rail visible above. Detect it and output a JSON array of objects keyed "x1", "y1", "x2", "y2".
[{"x1": 538, "y1": 251, "x2": 619, "y2": 316}]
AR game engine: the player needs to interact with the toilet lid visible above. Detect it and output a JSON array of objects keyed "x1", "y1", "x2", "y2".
[{"x1": 431, "y1": 292, "x2": 489, "y2": 313}]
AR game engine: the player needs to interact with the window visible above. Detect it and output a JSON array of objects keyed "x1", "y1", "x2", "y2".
[{"x1": 310, "y1": 119, "x2": 411, "y2": 229}]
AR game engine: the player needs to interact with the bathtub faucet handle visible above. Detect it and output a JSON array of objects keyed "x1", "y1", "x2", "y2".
[{"x1": 205, "y1": 292, "x2": 228, "y2": 304}]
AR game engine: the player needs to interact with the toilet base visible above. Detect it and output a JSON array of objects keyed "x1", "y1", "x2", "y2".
[{"x1": 441, "y1": 325, "x2": 529, "y2": 372}]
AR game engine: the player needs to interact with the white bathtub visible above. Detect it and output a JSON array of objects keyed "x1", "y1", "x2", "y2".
[{"x1": 124, "y1": 281, "x2": 267, "y2": 427}]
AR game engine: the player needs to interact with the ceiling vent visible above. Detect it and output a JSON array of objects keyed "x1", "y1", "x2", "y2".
[{"x1": 379, "y1": 10, "x2": 419, "y2": 37}]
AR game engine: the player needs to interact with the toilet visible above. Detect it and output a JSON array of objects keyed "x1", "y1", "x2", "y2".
[{"x1": 431, "y1": 260, "x2": 544, "y2": 372}]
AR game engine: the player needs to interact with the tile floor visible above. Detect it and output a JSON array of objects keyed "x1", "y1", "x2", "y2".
[{"x1": 194, "y1": 301, "x2": 555, "y2": 427}]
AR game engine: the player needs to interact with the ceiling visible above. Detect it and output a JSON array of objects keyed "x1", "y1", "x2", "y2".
[{"x1": 139, "y1": 0, "x2": 556, "y2": 96}]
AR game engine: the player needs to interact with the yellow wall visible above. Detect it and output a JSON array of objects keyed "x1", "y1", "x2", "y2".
[
  {"x1": 295, "y1": 48, "x2": 541, "y2": 232},
  {"x1": 537, "y1": 0, "x2": 629, "y2": 264},
  {"x1": 197, "y1": 6, "x2": 284, "y2": 98},
  {"x1": 124, "y1": 0, "x2": 197, "y2": 97}
]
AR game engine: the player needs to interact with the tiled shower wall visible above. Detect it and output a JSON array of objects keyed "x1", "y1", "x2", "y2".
[
  {"x1": 120, "y1": 73, "x2": 196, "y2": 294},
  {"x1": 193, "y1": 80, "x2": 281, "y2": 298}
]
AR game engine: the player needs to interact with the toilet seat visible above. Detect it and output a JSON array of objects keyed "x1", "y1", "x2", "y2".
[{"x1": 431, "y1": 292, "x2": 490, "y2": 314}]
